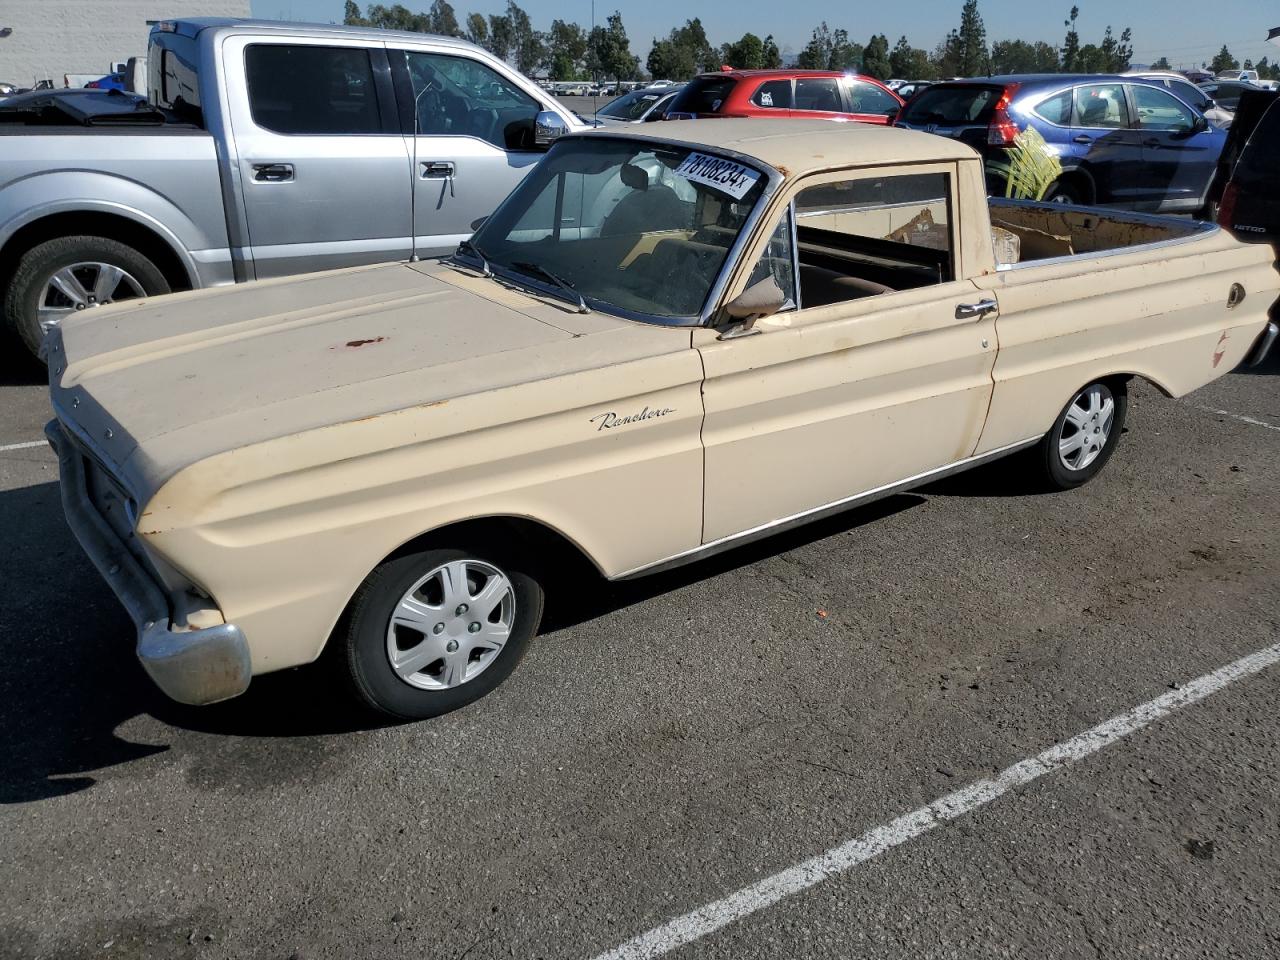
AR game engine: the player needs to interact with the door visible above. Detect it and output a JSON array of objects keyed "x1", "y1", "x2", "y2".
[
  {"x1": 697, "y1": 166, "x2": 999, "y2": 543},
  {"x1": 1128, "y1": 83, "x2": 1220, "y2": 210},
  {"x1": 747, "y1": 78, "x2": 794, "y2": 117},
  {"x1": 395, "y1": 49, "x2": 546, "y2": 257},
  {"x1": 843, "y1": 77, "x2": 901, "y2": 124},
  {"x1": 792, "y1": 76, "x2": 848, "y2": 122},
  {"x1": 224, "y1": 37, "x2": 412, "y2": 279},
  {"x1": 1068, "y1": 82, "x2": 1144, "y2": 204}
]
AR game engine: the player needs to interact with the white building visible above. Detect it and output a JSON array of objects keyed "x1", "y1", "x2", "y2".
[{"x1": 0, "y1": 0, "x2": 252, "y2": 87}]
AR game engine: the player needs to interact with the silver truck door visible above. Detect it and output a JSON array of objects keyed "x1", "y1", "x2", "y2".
[
  {"x1": 391, "y1": 48, "x2": 548, "y2": 257},
  {"x1": 222, "y1": 36, "x2": 411, "y2": 279}
]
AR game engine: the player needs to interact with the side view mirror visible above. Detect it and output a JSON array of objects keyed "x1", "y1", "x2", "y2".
[
  {"x1": 469, "y1": 215, "x2": 488, "y2": 231},
  {"x1": 718, "y1": 276, "x2": 786, "y2": 339},
  {"x1": 534, "y1": 110, "x2": 568, "y2": 148}
]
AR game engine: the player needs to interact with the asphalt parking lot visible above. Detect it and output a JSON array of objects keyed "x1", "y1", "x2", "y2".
[{"x1": 2, "y1": 334, "x2": 1279, "y2": 959}]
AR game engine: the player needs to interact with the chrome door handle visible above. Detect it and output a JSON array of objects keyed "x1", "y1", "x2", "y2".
[
  {"x1": 252, "y1": 162, "x2": 294, "y2": 182},
  {"x1": 956, "y1": 298, "x2": 998, "y2": 319},
  {"x1": 420, "y1": 161, "x2": 455, "y2": 179},
  {"x1": 1072, "y1": 134, "x2": 1093, "y2": 144}
]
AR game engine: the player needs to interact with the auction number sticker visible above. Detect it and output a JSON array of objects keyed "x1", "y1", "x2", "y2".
[{"x1": 674, "y1": 152, "x2": 761, "y2": 200}]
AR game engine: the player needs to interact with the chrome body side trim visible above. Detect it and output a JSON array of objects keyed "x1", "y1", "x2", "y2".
[{"x1": 612, "y1": 437, "x2": 1042, "y2": 580}]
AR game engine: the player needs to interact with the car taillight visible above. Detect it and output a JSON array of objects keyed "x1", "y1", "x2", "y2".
[
  {"x1": 988, "y1": 86, "x2": 1020, "y2": 145},
  {"x1": 1218, "y1": 181, "x2": 1238, "y2": 228}
]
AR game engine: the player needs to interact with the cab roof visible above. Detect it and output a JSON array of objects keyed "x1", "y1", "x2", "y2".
[{"x1": 577, "y1": 118, "x2": 978, "y2": 177}]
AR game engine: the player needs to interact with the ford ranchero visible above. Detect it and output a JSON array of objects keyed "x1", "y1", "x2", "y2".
[{"x1": 46, "y1": 119, "x2": 1280, "y2": 719}]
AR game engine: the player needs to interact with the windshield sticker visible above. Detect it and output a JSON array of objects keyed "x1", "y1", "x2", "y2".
[{"x1": 674, "y1": 152, "x2": 761, "y2": 200}]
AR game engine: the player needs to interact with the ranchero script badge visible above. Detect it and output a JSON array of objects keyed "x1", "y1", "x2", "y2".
[{"x1": 589, "y1": 406, "x2": 675, "y2": 432}]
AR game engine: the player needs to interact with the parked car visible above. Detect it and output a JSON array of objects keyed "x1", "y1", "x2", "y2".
[
  {"x1": 1125, "y1": 69, "x2": 1233, "y2": 127},
  {"x1": 665, "y1": 69, "x2": 903, "y2": 124},
  {"x1": 896, "y1": 75, "x2": 1225, "y2": 213},
  {"x1": 893, "y1": 80, "x2": 934, "y2": 101},
  {"x1": 1197, "y1": 80, "x2": 1258, "y2": 113},
  {"x1": 1215, "y1": 89, "x2": 1280, "y2": 243},
  {"x1": 0, "y1": 18, "x2": 584, "y2": 358},
  {"x1": 85, "y1": 72, "x2": 127, "y2": 91},
  {"x1": 1214, "y1": 70, "x2": 1260, "y2": 84},
  {"x1": 594, "y1": 84, "x2": 685, "y2": 124},
  {"x1": 45, "y1": 119, "x2": 1277, "y2": 717}
]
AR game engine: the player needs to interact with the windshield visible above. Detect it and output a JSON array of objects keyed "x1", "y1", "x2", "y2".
[
  {"x1": 668, "y1": 77, "x2": 738, "y2": 115},
  {"x1": 900, "y1": 84, "x2": 1003, "y2": 126},
  {"x1": 599, "y1": 89, "x2": 664, "y2": 120},
  {"x1": 468, "y1": 137, "x2": 768, "y2": 321}
]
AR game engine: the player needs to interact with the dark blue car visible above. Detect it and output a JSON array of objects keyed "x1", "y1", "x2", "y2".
[{"x1": 895, "y1": 75, "x2": 1225, "y2": 215}]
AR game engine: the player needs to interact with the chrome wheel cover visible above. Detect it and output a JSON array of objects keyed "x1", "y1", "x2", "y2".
[
  {"x1": 1058, "y1": 383, "x2": 1115, "y2": 472},
  {"x1": 385, "y1": 559, "x2": 516, "y2": 691},
  {"x1": 38, "y1": 262, "x2": 147, "y2": 335}
]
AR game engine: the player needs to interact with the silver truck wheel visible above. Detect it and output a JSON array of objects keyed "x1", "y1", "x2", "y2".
[
  {"x1": 385, "y1": 559, "x2": 516, "y2": 691},
  {"x1": 342, "y1": 545, "x2": 543, "y2": 720},
  {"x1": 1034, "y1": 378, "x2": 1128, "y2": 491},
  {"x1": 5, "y1": 235, "x2": 170, "y2": 359}
]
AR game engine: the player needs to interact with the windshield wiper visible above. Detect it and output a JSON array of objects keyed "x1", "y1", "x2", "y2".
[
  {"x1": 453, "y1": 238, "x2": 491, "y2": 277},
  {"x1": 510, "y1": 261, "x2": 590, "y2": 314}
]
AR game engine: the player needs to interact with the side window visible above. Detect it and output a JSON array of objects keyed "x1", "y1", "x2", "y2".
[
  {"x1": 751, "y1": 79, "x2": 793, "y2": 110},
  {"x1": 1130, "y1": 85, "x2": 1197, "y2": 133},
  {"x1": 847, "y1": 80, "x2": 900, "y2": 118},
  {"x1": 746, "y1": 205, "x2": 797, "y2": 309},
  {"x1": 404, "y1": 51, "x2": 539, "y2": 150},
  {"x1": 1033, "y1": 90, "x2": 1072, "y2": 126},
  {"x1": 794, "y1": 78, "x2": 843, "y2": 112},
  {"x1": 1073, "y1": 83, "x2": 1129, "y2": 129},
  {"x1": 793, "y1": 172, "x2": 953, "y2": 302},
  {"x1": 245, "y1": 45, "x2": 381, "y2": 135}
]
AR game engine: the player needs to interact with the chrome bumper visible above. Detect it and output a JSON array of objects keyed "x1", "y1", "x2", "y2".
[
  {"x1": 45, "y1": 420, "x2": 251, "y2": 706},
  {"x1": 1245, "y1": 321, "x2": 1279, "y2": 367}
]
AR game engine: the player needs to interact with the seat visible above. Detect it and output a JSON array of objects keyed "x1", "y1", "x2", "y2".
[
  {"x1": 600, "y1": 165, "x2": 691, "y2": 238},
  {"x1": 799, "y1": 264, "x2": 893, "y2": 307}
]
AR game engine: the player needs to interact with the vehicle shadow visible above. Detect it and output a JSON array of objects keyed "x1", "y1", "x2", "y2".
[
  {"x1": 0, "y1": 478, "x2": 928, "y2": 802},
  {"x1": 0, "y1": 335, "x2": 45, "y2": 386},
  {"x1": 1234, "y1": 346, "x2": 1280, "y2": 376}
]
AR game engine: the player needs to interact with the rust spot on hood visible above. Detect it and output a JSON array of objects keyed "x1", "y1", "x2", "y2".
[{"x1": 332, "y1": 337, "x2": 387, "y2": 350}]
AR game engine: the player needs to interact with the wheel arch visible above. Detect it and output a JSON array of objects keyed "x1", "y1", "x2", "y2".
[{"x1": 1053, "y1": 165, "x2": 1098, "y2": 204}]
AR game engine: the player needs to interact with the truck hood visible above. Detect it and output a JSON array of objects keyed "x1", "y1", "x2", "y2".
[{"x1": 50, "y1": 260, "x2": 686, "y2": 496}]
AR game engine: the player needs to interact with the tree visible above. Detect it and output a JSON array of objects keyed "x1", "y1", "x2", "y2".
[
  {"x1": 590, "y1": 12, "x2": 640, "y2": 82},
  {"x1": 1150, "y1": 56, "x2": 1171, "y2": 70},
  {"x1": 723, "y1": 33, "x2": 765, "y2": 70},
  {"x1": 1076, "y1": 43, "x2": 1104, "y2": 73},
  {"x1": 796, "y1": 22, "x2": 834, "y2": 70},
  {"x1": 862, "y1": 34, "x2": 891, "y2": 80},
  {"x1": 761, "y1": 35, "x2": 782, "y2": 69},
  {"x1": 1098, "y1": 25, "x2": 1132, "y2": 73},
  {"x1": 343, "y1": 1, "x2": 367, "y2": 26},
  {"x1": 428, "y1": 0, "x2": 460, "y2": 37},
  {"x1": 828, "y1": 29, "x2": 863, "y2": 70},
  {"x1": 546, "y1": 19, "x2": 588, "y2": 79},
  {"x1": 1210, "y1": 45, "x2": 1239, "y2": 74},
  {"x1": 464, "y1": 12, "x2": 487, "y2": 46},
  {"x1": 1031, "y1": 41, "x2": 1059, "y2": 72},
  {"x1": 942, "y1": 0, "x2": 989, "y2": 77},
  {"x1": 1061, "y1": 5, "x2": 1081, "y2": 72},
  {"x1": 646, "y1": 18, "x2": 717, "y2": 78},
  {"x1": 991, "y1": 39, "x2": 1038, "y2": 74},
  {"x1": 487, "y1": 12, "x2": 514, "y2": 61},
  {"x1": 889, "y1": 36, "x2": 916, "y2": 78},
  {"x1": 502, "y1": 2, "x2": 543, "y2": 73},
  {"x1": 1243, "y1": 59, "x2": 1254, "y2": 71}
]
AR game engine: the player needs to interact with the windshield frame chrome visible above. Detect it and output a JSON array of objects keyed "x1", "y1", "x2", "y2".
[{"x1": 458, "y1": 131, "x2": 785, "y2": 329}]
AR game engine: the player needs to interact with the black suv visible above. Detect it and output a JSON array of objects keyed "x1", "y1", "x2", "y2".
[{"x1": 1217, "y1": 89, "x2": 1279, "y2": 244}]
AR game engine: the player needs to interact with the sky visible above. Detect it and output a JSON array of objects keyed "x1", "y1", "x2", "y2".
[{"x1": 248, "y1": 0, "x2": 1279, "y2": 71}]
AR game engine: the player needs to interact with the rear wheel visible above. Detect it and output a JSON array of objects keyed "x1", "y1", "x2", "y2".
[
  {"x1": 4, "y1": 235, "x2": 169, "y2": 358},
  {"x1": 1033, "y1": 379, "x2": 1128, "y2": 491},
  {"x1": 1043, "y1": 180, "x2": 1085, "y2": 205},
  {"x1": 341, "y1": 545, "x2": 544, "y2": 720}
]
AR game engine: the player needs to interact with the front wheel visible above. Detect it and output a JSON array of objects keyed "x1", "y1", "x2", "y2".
[
  {"x1": 340, "y1": 546, "x2": 544, "y2": 720},
  {"x1": 1033, "y1": 379, "x2": 1128, "y2": 491}
]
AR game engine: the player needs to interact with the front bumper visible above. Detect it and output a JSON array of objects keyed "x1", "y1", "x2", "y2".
[{"x1": 45, "y1": 420, "x2": 251, "y2": 705}]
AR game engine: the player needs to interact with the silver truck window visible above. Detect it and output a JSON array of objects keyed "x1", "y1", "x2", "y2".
[
  {"x1": 471, "y1": 138, "x2": 767, "y2": 321},
  {"x1": 245, "y1": 45, "x2": 382, "y2": 135},
  {"x1": 403, "y1": 51, "x2": 539, "y2": 150}
]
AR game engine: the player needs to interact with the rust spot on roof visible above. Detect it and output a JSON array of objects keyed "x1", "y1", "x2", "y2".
[
  {"x1": 332, "y1": 337, "x2": 387, "y2": 350},
  {"x1": 775, "y1": 165, "x2": 790, "y2": 177}
]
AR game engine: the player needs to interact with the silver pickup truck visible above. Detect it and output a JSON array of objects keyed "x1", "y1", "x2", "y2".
[{"x1": 0, "y1": 18, "x2": 582, "y2": 356}]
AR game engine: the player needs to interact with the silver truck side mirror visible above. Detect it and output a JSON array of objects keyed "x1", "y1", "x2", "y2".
[
  {"x1": 718, "y1": 276, "x2": 786, "y2": 340},
  {"x1": 534, "y1": 111, "x2": 568, "y2": 148}
]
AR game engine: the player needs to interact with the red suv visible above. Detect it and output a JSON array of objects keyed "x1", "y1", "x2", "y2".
[{"x1": 664, "y1": 69, "x2": 903, "y2": 124}]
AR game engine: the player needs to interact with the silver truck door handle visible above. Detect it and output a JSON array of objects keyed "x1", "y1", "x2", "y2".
[
  {"x1": 956, "y1": 298, "x2": 998, "y2": 319},
  {"x1": 420, "y1": 161, "x2": 455, "y2": 179},
  {"x1": 252, "y1": 163, "x2": 294, "y2": 182}
]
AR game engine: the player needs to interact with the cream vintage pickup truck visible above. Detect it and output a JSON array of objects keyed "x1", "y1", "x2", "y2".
[{"x1": 46, "y1": 119, "x2": 1279, "y2": 719}]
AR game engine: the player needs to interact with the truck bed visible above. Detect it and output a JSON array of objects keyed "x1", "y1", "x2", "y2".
[{"x1": 990, "y1": 199, "x2": 1214, "y2": 266}]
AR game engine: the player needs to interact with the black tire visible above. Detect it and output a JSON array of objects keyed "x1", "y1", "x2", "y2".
[
  {"x1": 1033, "y1": 378, "x2": 1128, "y2": 491},
  {"x1": 3, "y1": 235, "x2": 170, "y2": 358},
  {"x1": 340, "y1": 544, "x2": 544, "y2": 720},
  {"x1": 1043, "y1": 179, "x2": 1084, "y2": 205}
]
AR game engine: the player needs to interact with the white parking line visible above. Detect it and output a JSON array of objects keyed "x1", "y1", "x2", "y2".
[
  {"x1": 0, "y1": 440, "x2": 48, "y2": 452},
  {"x1": 590, "y1": 642, "x2": 1280, "y2": 960},
  {"x1": 1185, "y1": 403, "x2": 1280, "y2": 433}
]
